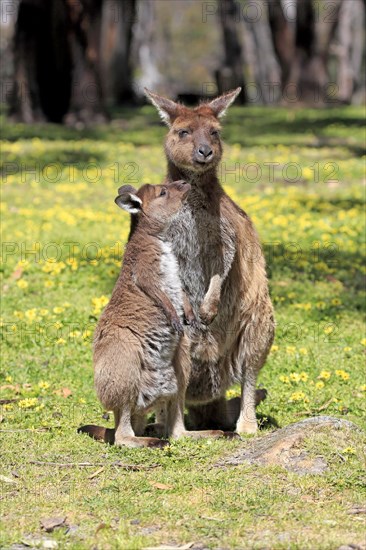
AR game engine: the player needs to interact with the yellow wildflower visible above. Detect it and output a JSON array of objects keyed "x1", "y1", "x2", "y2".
[
  {"x1": 318, "y1": 370, "x2": 331, "y2": 380},
  {"x1": 289, "y1": 391, "x2": 308, "y2": 403},
  {"x1": 38, "y1": 381, "x2": 50, "y2": 390},
  {"x1": 53, "y1": 306, "x2": 65, "y2": 314},
  {"x1": 342, "y1": 447, "x2": 356, "y2": 455},
  {"x1": 271, "y1": 345, "x2": 279, "y2": 352},
  {"x1": 315, "y1": 381, "x2": 325, "y2": 390},
  {"x1": 17, "y1": 279, "x2": 28, "y2": 289},
  {"x1": 92, "y1": 295, "x2": 110, "y2": 315},
  {"x1": 13, "y1": 311, "x2": 24, "y2": 319},
  {"x1": 66, "y1": 258, "x2": 78, "y2": 271},
  {"x1": 18, "y1": 398, "x2": 38, "y2": 409},
  {"x1": 335, "y1": 369, "x2": 350, "y2": 381},
  {"x1": 226, "y1": 388, "x2": 240, "y2": 399},
  {"x1": 299, "y1": 348, "x2": 308, "y2": 355},
  {"x1": 56, "y1": 338, "x2": 66, "y2": 345},
  {"x1": 25, "y1": 309, "x2": 37, "y2": 322},
  {"x1": 279, "y1": 375, "x2": 290, "y2": 384},
  {"x1": 299, "y1": 372, "x2": 309, "y2": 382},
  {"x1": 290, "y1": 372, "x2": 301, "y2": 383}
]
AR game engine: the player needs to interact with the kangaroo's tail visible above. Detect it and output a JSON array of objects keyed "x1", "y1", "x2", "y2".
[{"x1": 77, "y1": 424, "x2": 115, "y2": 444}]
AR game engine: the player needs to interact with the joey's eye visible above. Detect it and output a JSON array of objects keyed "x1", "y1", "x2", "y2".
[
  {"x1": 178, "y1": 129, "x2": 189, "y2": 138},
  {"x1": 159, "y1": 188, "x2": 167, "y2": 197}
]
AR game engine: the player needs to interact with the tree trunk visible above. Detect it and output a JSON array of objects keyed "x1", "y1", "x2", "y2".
[
  {"x1": 268, "y1": 0, "x2": 295, "y2": 90},
  {"x1": 63, "y1": 0, "x2": 106, "y2": 125},
  {"x1": 100, "y1": 0, "x2": 137, "y2": 105},
  {"x1": 216, "y1": 0, "x2": 247, "y2": 103},
  {"x1": 288, "y1": 0, "x2": 342, "y2": 105},
  {"x1": 132, "y1": 0, "x2": 165, "y2": 96},
  {"x1": 335, "y1": 0, "x2": 365, "y2": 104},
  {"x1": 10, "y1": 0, "x2": 71, "y2": 123},
  {"x1": 10, "y1": 0, "x2": 107, "y2": 124}
]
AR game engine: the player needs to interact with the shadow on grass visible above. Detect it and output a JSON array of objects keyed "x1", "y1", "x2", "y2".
[
  {"x1": 265, "y1": 244, "x2": 365, "y2": 296},
  {"x1": 1, "y1": 106, "x2": 364, "y2": 153},
  {"x1": 0, "y1": 147, "x2": 108, "y2": 177}
]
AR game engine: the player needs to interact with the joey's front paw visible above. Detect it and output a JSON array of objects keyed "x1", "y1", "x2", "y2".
[
  {"x1": 199, "y1": 304, "x2": 218, "y2": 326},
  {"x1": 170, "y1": 317, "x2": 184, "y2": 335},
  {"x1": 184, "y1": 311, "x2": 200, "y2": 330}
]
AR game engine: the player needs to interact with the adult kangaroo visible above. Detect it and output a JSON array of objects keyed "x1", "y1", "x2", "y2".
[{"x1": 144, "y1": 88, "x2": 274, "y2": 434}]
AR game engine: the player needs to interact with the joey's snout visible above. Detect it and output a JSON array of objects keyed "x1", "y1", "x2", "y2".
[{"x1": 170, "y1": 180, "x2": 191, "y2": 199}]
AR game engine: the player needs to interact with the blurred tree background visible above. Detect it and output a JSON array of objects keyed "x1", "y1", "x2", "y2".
[{"x1": 0, "y1": 0, "x2": 365, "y2": 125}]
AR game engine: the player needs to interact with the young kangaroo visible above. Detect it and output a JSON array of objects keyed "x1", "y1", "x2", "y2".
[
  {"x1": 144, "y1": 88, "x2": 275, "y2": 434},
  {"x1": 78, "y1": 181, "x2": 224, "y2": 447}
]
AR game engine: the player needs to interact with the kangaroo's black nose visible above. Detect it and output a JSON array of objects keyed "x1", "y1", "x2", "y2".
[{"x1": 197, "y1": 145, "x2": 213, "y2": 159}]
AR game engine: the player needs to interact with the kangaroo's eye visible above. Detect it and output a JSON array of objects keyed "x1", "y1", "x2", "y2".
[
  {"x1": 211, "y1": 130, "x2": 219, "y2": 136},
  {"x1": 178, "y1": 129, "x2": 189, "y2": 138},
  {"x1": 159, "y1": 188, "x2": 167, "y2": 197}
]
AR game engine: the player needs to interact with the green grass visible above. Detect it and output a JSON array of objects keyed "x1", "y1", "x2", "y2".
[{"x1": 1, "y1": 106, "x2": 365, "y2": 549}]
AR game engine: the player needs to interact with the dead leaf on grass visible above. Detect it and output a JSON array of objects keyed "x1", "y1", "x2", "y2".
[
  {"x1": 53, "y1": 388, "x2": 72, "y2": 398},
  {"x1": 40, "y1": 516, "x2": 66, "y2": 532},
  {"x1": 149, "y1": 481, "x2": 173, "y2": 490},
  {"x1": 95, "y1": 522, "x2": 109, "y2": 534},
  {"x1": 11, "y1": 266, "x2": 24, "y2": 280},
  {"x1": 143, "y1": 543, "x2": 194, "y2": 550},
  {"x1": 0, "y1": 474, "x2": 18, "y2": 484}
]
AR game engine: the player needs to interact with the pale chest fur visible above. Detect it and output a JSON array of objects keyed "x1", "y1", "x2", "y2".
[
  {"x1": 159, "y1": 240, "x2": 184, "y2": 316},
  {"x1": 166, "y1": 196, "x2": 236, "y2": 315}
]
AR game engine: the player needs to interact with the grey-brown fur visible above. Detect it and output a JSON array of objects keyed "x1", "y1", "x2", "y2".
[
  {"x1": 79, "y1": 180, "x2": 225, "y2": 446},
  {"x1": 145, "y1": 88, "x2": 275, "y2": 434}
]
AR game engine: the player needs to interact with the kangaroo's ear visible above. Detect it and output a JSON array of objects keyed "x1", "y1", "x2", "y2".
[
  {"x1": 206, "y1": 87, "x2": 241, "y2": 119},
  {"x1": 144, "y1": 88, "x2": 181, "y2": 127},
  {"x1": 115, "y1": 185, "x2": 142, "y2": 214}
]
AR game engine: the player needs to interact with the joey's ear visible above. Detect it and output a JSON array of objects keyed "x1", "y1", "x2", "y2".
[
  {"x1": 206, "y1": 87, "x2": 241, "y2": 119},
  {"x1": 144, "y1": 88, "x2": 181, "y2": 126},
  {"x1": 115, "y1": 185, "x2": 142, "y2": 214}
]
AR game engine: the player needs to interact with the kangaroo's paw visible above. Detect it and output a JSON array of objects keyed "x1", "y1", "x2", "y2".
[
  {"x1": 235, "y1": 420, "x2": 258, "y2": 435},
  {"x1": 77, "y1": 424, "x2": 115, "y2": 444},
  {"x1": 222, "y1": 431, "x2": 241, "y2": 439}
]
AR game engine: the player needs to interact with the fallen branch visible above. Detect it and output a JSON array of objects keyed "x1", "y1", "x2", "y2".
[
  {"x1": 317, "y1": 398, "x2": 335, "y2": 412},
  {"x1": 293, "y1": 398, "x2": 335, "y2": 417},
  {"x1": 28, "y1": 461, "x2": 159, "y2": 470}
]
